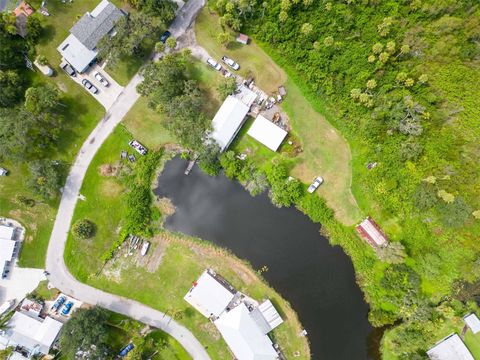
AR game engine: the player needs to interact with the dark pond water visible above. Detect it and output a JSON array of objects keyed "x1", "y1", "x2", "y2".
[{"x1": 155, "y1": 157, "x2": 376, "y2": 360}]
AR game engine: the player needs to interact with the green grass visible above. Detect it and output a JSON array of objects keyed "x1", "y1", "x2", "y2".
[
  {"x1": 64, "y1": 125, "x2": 310, "y2": 359},
  {"x1": 195, "y1": 8, "x2": 287, "y2": 94},
  {"x1": 29, "y1": 280, "x2": 59, "y2": 301}
]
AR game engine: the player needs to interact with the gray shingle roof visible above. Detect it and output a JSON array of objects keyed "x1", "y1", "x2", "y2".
[{"x1": 70, "y1": 1, "x2": 124, "y2": 50}]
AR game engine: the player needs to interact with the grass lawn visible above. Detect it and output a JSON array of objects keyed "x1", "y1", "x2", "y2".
[
  {"x1": 195, "y1": 8, "x2": 287, "y2": 94},
  {"x1": 64, "y1": 125, "x2": 310, "y2": 360},
  {"x1": 195, "y1": 10, "x2": 362, "y2": 225}
]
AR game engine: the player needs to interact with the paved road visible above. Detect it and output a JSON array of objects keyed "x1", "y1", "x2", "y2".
[{"x1": 46, "y1": 2, "x2": 211, "y2": 359}]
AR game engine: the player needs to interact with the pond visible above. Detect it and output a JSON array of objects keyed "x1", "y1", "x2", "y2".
[{"x1": 155, "y1": 157, "x2": 377, "y2": 360}]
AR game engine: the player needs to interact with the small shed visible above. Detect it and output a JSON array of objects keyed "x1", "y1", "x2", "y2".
[
  {"x1": 464, "y1": 313, "x2": 480, "y2": 334},
  {"x1": 355, "y1": 216, "x2": 389, "y2": 248},
  {"x1": 247, "y1": 115, "x2": 288, "y2": 152},
  {"x1": 236, "y1": 33, "x2": 249, "y2": 45}
]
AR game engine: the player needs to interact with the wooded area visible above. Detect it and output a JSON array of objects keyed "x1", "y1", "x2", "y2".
[{"x1": 207, "y1": 0, "x2": 480, "y2": 357}]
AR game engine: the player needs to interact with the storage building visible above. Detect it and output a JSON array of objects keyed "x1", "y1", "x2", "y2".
[
  {"x1": 427, "y1": 333, "x2": 474, "y2": 360},
  {"x1": 355, "y1": 217, "x2": 388, "y2": 248},
  {"x1": 247, "y1": 115, "x2": 288, "y2": 151}
]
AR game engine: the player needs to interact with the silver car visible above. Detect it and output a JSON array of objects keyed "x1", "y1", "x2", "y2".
[
  {"x1": 307, "y1": 177, "x2": 324, "y2": 193},
  {"x1": 94, "y1": 72, "x2": 109, "y2": 87}
]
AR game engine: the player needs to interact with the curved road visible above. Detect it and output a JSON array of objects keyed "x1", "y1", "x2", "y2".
[{"x1": 46, "y1": 1, "x2": 211, "y2": 359}]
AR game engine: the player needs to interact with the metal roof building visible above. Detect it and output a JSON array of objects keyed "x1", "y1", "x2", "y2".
[
  {"x1": 427, "y1": 333, "x2": 474, "y2": 360},
  {"x1": 184, "y1": 269, "x2": 236, "y2": 318},
  {"x1": 57, "y1": 0, "x2": 124, "y2": 72},
  {"x1": 355, "y1": 216, "x2": 389, "y2": 248},
  {"x1": 210, "y1": 95, "x2": 250, "y2": 152},
  {"x1": 464, "y1": 313, "x2": 480, "y2": 334},
  {"x1": 214, "y1": 303, "x2": 279, "y2": 360},
  {"x1": 247, "y1": 115, "x2": 288, "y2": 152}
]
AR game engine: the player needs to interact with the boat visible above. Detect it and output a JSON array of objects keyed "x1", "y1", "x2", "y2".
[{"x1": 140, "y1": 241, "x2": 150, "y2": 256}]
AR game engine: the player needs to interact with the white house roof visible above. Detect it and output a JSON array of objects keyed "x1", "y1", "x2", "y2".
[
  {"x1": 214, "y1": 303, "x2": 278, "y2": 360},
  {"x1": 6, "y1": 312, "x2": 63, "y2": 355},
  {"x1": 184, "y1": 270, "x2": 236, "y2": 318},
  {"x1": 464, "y1": 313, "x2": 480, "y2": 334},
  {"x1": 427, "y1": 333, "x2": 474, "y2": 360},
  {"x1": 247, "y1": 115, "x2": 288, "y2": 152},
  {"x1": 0, "y1": 225, "x2": 15, "y2": 240},
  {"x1": 57, "y1": 34, "x2": 97, "y2": 73},
  {"x1": 211, "y1": 95, "x2": 250, "y2": 151}
]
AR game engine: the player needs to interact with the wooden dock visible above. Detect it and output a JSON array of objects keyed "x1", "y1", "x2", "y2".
[{"x1": 184, "y1": 160, "x2": 196, "y2": 175}]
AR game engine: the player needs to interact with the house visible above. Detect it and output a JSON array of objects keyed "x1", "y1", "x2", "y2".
[
  {"x1": 427, "y1": 333, "x2": 474, "y2": 360},
  {"x1": 184, "y1": 269, "x2": 236, "y2": 319},
  {"x1": 214, "y1": 303, "x2": 280, "y2": 360},
  {"x1": 0, "y1": 312, "x2": 63, "y2": 357},
  {"x1": 57, "y1": 0, "x2": 124, "y2": 73},
  {"x1": 247, "y1": 115, "x2": 288, "y2": 152},
  {"x1": 13, "y1": 1, "x2": 34, "y2": 38},
  {"x1": 236, "y1": 33, "x2": 249, "y2": 45},
  {"x1": 355, "y1": 217, "x2": 389, "y2": 248},
  {"x1": 185, "y1": 269, "x2": 283, "y2": 360},
  {"x1": 0, "y1": 225, "x2": 16, "y2": 277},
  {"x1": 464, "y1": 313, "x2": 480, "y2": 334},
  {"x1": 210, "y1": 85, "x2": 257, "y2": 152}
]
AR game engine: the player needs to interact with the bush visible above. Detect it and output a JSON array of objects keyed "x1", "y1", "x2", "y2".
[{"x1": 72, "y1": 219, "x2": 96, "y2": 239}]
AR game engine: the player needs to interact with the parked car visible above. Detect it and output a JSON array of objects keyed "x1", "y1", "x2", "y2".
[
  {"x1": 221, "y1": 56, "x2": 240, "y2": 70},
  {"x1": 0, "y1": 167, "x2": 8, "y2": 176},
  {"x1": 51, "y1": 296, "x2": 66, "y2": 311},
  {"x1": 81, "y1": 79, "x2": 99, "y2": 94},
  {"x1": 206, "y1": 58, "x2": 222, "y2": 71},
  {"x1": 61, "y1": 301, "x2": 74, "y2": 316},
  {"x1": 61, "y1": 62, "x2": 76, "y2": 77},
  {"x1": 307, "y1": 176, "x2": 324, "y2": 193},
  {"x1": 119, "y1": 343, "x2": 134, "y2": 357},
  {"x1": 128, "y1": 140, "x2": 147, "y2": 155},
  {"x1": 160, "y1": 30, "x2": 171, "y2": 43},
  {"x1": 94, "y1": 72, "x2": 109, "y2": 87}
]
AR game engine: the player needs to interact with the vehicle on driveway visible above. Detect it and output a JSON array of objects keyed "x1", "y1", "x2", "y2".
[
  {"x1": 221, "y1": 56, "x2": 240, "y2": 70},
  {"x1": 119, "y1": 343, "x2": 134, "y2": 357},
  {"x1": 61, "y1": 301, "x2": 74, "y2": 316},
  {"x1": 307, "y1": 176, "x2": 324, "y2": 193},
  {"x1": 94, "y1": 72, "x2": 109, "y2": 87},
  {"x1": 160, "y1": 30, "x2": 171, "y2": 43},
  {"x1": 81, "y1": 79, "x2": 99, "y2": 94},
  {"x1": 128, "y1": 140, "x2": 147, "y2": 155},
  {"x1": 61, "y1": 62, "x2": 76, "y2": 77},
  {"x1": 51, "y1": 296, "x2": 66, "y2": 311},
  {"x1": 207, "y1": 58, "x2": 222, "y2": 71}
]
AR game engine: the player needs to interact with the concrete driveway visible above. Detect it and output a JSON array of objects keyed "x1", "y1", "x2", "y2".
[
  {"x1": 0, "y1": 267, "x2": 45, "y2": 304},
  {"x1": 69, "y1": 64, "x2": 123, "y2": 110}
]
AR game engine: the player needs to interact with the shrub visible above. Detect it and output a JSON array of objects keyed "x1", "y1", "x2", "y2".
[{"x1": 72, "y1": 219, "x2": 96, "y2": 239}]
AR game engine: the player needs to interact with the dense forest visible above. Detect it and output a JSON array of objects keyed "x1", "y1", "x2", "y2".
[{"x1": 208, "y1": 0, "x2": 480, "y2": 358}]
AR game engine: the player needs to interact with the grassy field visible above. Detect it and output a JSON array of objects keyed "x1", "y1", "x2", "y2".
[
  {"x1": 194, "y1": 9, "x2": 362, "y2": 225},
  {"x1": 195, "y1": 8, "x2": 287, "y2": 94},
  {"x1": 63, "y1": 124, "x2": 310, "y2": 359}
]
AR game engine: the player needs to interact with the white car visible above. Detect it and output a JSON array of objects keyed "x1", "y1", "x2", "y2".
[
  {"x1": 307, "y1": 177, "x2": 324, "y2": 193},
  {"x1": 207, "y1": 58, "x2": 222, "y2": 71},
  {"x1": 128, "y1": 140, "x2": 148, "y2": 155},
  {"x1": 94, "y1": 72, "x2": 109, "y2": 87},
  {"x1": 221, "y1": 56, "x2": 240, "y2": 70}
]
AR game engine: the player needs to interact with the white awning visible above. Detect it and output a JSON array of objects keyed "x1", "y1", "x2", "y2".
[{"x1": 247, "y1": 115, "x2": 287, "y2": 152}]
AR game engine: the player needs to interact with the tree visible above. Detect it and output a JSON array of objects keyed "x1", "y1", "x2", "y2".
[
  {"x1": 26, "y1": 160, "x2": 61, "y2": 200},
  {"x1": 140, "y1": 0, "x2": 177, "y2": 23},
  {"x1": 219, "y1": 151, "x2": 242, "y2": 179},
  {"x1": 0, "y1": 70, "x2": 23, "y2": 108},
  {"x1": 377, "y1": 242, "x2": 406, "y2": 264},
  {"x1": 72, "y1": 219, "x2": 96, "y2": 239},
  {"x1": 217, "y1": 31, "x2": 232, "y2": 47},
  {"x1": 301, "y1": 23, "x2": 313, "y2": 36},
  {"x1": 198, "y1": 142, "x2": 221, "y2": 176},
  {"x1": 24, "y1": 85, "x2": 60, "y2": 115},
  {"x1": 437, "y1": 197, "x2": 472, "y2": 228},
  {"x1": 155, "y1": 41, "x2": 165, "y2": 53},
  {"x1": 165, "y1": 36, "x2": 176, "y2": 49},
  {"x1": 217, "y1": 77, "x2": 237, "y2": 100},
  {"x1": 60, "y1": 307, "x2": 113, "y2": 359},
  {"x1": 36, "y1": 55, "x2": 48, "y2": 65}
]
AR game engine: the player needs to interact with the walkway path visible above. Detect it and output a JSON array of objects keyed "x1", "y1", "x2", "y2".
[{"x1": 46, "y1": 2, "x2": 211, "y2": 359}]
